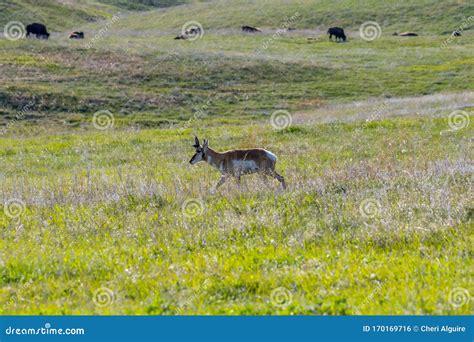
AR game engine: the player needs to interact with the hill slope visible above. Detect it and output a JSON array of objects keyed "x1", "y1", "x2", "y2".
[
  {"x1": 2, "y1": 0, "x2": 472, "y2": 33},
  {"x1": 112, "y1": 0, "x2": 474, "y2": 34},
  {"x1": 0, "y1": 0, "x2": 190, "y2": 31}
]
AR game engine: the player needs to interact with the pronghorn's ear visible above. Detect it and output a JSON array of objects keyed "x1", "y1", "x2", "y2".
[
  {"x1": 203, "y1": 139, "x2": 208, "y2": 149},
  {"x1": 192, "y1": 136, "x2": 200, "y2": 149}
]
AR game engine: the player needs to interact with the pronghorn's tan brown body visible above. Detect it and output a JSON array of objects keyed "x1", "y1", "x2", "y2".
[{"x1": 189, "y1": 137, "x2": 286, "y2": 190}]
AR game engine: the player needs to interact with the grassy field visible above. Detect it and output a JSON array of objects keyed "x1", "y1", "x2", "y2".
[{"x1": 0, "y1": 0, "x2": 473, "y2": 315}]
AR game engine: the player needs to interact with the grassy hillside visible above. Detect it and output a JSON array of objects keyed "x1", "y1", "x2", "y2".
[
  {"x1": 0, "y1": 0, "x2": 473, "y2": 315},
  {"x1": 1, "y1": 32, "x2": 473, "y2": 128},
  {"x1": 97, "y1": 0, "x2": 191, "y2": 10},
  {"x1": 1, "y1": 0, "x2": 472, "y2": 130},
  {"x1": 112, "y1": 0, "x2": 474, "y2": 33},
  {"x1": 1, "y1": 115, "x2": 472, "y2": 314},
  {"x1": 3, "y1": 0, "x2": 473, "y2": 33},
  {"x1": 0, "y1": 0, "x2": 188, "y2": 31},
  {"x1": 0, "y1": 0, "x2": 114, "y2": 31}
]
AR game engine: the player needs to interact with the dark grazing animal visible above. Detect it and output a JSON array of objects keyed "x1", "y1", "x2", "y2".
[
  {"x1": 26, "y1": 23, "x2": 50, "y2": 39},
  {"x1": 185, "y1": 27, "x2": 201, "y2": 35},
  {"x1": 174, "y1": 27, "x2": 201, "y2": 40},
  {"x1": 393, "y1": 32, "x2": 418, "y2": 36},
  {"x1": 452, "y1": 31, "x2": 461, "y2": 37},
  {"x1": 69, "y1": 31, "x2": 84, "y2": 39},
  {"x1": 327, "y1": 27, "x2": 346, "y2": 41},
  {"x1": 242, "y1": 25, "x2": 262, "y2": 33}
]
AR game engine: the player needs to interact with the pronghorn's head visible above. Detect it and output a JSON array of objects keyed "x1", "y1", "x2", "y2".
[{"x1": 189, "y1": 136, "x2": 208, "y2": 164}]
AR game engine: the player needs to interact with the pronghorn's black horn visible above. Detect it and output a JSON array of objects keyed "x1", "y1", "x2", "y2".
[{"x1": 192, "y1": 136, "x2": 200, "y2": 148}]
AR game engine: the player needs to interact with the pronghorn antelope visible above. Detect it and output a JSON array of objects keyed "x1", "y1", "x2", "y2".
[{"x1": 189, "y1": 136, "x2": 286, "y2": 190}]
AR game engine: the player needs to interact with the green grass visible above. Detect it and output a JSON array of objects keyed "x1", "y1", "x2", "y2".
[
  {"x1": 0, "y1": 0, "x2": 473, "y2": 315},
  {"x1": 1, "y1": 116, "x2": 473, "y2": 314},
  {"x1": 1, "y1": 0, "x2": 473, "y2": 127},
  {"x1": 1, "y1": 33, "x2": 473, "y2": 127},
  {"x1": 110, "y1": 0, "x2": 474, "y2": 33},
  {"x1": 0, "y1": 0, "x2": 188, "y2": 31}
]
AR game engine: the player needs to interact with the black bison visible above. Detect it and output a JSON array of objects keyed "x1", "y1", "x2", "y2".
[
  {"x1": 69, "y1": 31, "x2": 84, "y2": 39},
  {"x1": 393, "y1": 32, "x2": 418, "y2": 36},
  {"x1": 26, "y1": 23, "x2": 50, "y2": 39},
  {"x1": 174, "y1": 27, "x2": 202, "y2": 40},
  {"x1": 185, "y1": 27, "x2": 201, "y2": 35},
  {"x1": 242, "y1": 26, "x2": 262, "y2": 33},
  {"x1": 327, "y1": 27, "x2": 346, "y2": 41}
]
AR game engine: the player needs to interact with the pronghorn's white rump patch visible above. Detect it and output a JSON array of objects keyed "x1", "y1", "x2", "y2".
[
  {"x1": 232, "y1": 159, "x2": 258, "y2": 172},
  {"x1": 265, "y1": 150, "x2": 277, "y2": 162}
]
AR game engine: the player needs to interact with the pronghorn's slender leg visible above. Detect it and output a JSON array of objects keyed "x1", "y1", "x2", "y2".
[
  {"x1": 214, "y1": 175, "x2": 227, "y2": 190},
  {"x1": 236, "y1": 172, "x2": 241, "y2": 187},
  {"x1": 268, "y1": 169, "x2": 286, "y2": 189},
  {"x1": 260, "y1": 173, "x2": 270, "y2": 187}
]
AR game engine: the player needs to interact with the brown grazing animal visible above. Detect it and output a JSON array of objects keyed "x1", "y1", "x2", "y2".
[
  {"x1": 185, "y1": 27, "x2": 201, "y2": 35},
  {"x1": 393, "y1": 32, "x2": 418, "y2": 36},
  {"x1": 69, "y1": 31, "x2": 84, "y2": 39},
  {"x1": 242, "y1": 25, "x2": 262, "y2": 33},
  {"x1": 189, "y1": 136, "x2": 286, "y2": 190}
]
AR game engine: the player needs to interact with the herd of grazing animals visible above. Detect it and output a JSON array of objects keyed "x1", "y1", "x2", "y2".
[
  {"x1": 19, "y1": 21, "x2": 465, "y2": 43},
  {"x1": 13, "y1": 21, "x2": 466, "y2": 191}
]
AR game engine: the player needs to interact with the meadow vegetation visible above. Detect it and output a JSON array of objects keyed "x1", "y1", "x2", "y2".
[{"x1": 0, "y1": 0, "x2": 472, "y2": 314}]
